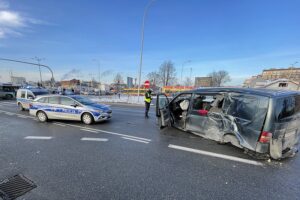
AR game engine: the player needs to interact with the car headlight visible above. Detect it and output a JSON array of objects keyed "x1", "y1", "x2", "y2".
[{"x1": 95, "y1": 109, "x2": 103, "y2": 114}]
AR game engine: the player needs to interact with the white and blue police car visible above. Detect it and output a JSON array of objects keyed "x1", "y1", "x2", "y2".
[{"x1": 29, "y1": 95, "x2": 112, "y2": 124}]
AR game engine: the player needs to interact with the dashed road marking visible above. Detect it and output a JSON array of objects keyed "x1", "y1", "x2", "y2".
[
  {"x1": 53, "y1": 122, "x2": 66, "y2": 127},
  {"x1": 80, "y1": 128, "x2": 99, "y2": 133},
  {"x1": 81, "y1": 137, "x2": 108, "y2": 142},
  {"x1": 0, "y1": 109, "x2": 152, "y2": 142},
  {"x1": 24, "y1": 136, "x2": 53, "y2": 140},
  {"x1": 122, "y1": 137, "x2": 149, "y2": 144},
  {"x1": 168, "y1": 144, "x2": 263, "y2": 166},
  {"x1": 63, "y1": 123, "x2": 151, "y2": 142}
]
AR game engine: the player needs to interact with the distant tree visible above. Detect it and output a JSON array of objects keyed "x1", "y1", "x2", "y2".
[
  {"x1": 158, "y1": 60, "x2": 176, "y2": 86},
  {"x1": 183, "y1": 77, "x2": 193, "y2": 86},
  {"x1": 147, "y1": 71, "x2": 161, "y2": 86},
  {"x1": 113, "y1": 73, "x2": 124, "y2": 84},
  {"x1": 208, "y1": 70, "x2": 231, "y2": 87}
]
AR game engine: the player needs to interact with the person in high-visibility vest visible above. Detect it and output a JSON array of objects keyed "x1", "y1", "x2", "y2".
[{"x1": 144, "y1": 89, "x2": 153, "y2": 118}]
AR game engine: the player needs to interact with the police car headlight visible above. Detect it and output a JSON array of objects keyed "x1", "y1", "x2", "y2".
[{"x1": 95, "y1": 109, "x2": 103, "y2": 114}]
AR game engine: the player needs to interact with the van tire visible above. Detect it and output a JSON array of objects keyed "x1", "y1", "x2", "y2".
[
  {"x1": 82, "y1": 113, "x2": 93, "y2": 125},
  {"x1": 18, "y1": 103, "x2": 24, "y2": 111},
  {"x1": 37, "y1": 111, "x2": 48, "y2": 122}
]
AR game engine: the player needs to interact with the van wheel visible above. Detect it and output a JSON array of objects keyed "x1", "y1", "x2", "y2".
[
  {"x1": 18, "y1": 103, "x2": 24, "y2": 111},
  {"x1": 37, "y1": 111, "x2": 48, "y2": 122},
  {"x1": 82, "y1": 113, "x2": 93, "y2": 125}
]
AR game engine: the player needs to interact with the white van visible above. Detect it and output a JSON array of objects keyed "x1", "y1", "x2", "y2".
[{"x1": 16, "y1": 88, "x2": 49, "y2": 111}]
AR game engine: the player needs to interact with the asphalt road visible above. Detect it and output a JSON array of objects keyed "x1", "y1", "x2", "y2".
[{"x1": 0, "y1": 100, "x2": 299, "y2": 200}]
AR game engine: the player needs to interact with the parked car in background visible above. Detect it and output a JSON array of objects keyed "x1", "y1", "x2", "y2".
[
  {"x1": 0, "y1": 84, "x2": 16, "y2": 99},
  {"x1": 17, "y1": 88, "x2": 49, "y2": 110},
  {"x1": 29, "y1": 95, "x2": 112, "y2": 124},
  {"x1": 156, "y1": 88, "x2": 300, "y2": 160}
]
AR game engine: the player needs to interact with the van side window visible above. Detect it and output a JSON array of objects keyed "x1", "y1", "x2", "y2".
[
  {"x1": 276, "y1": 96, "x2": 300, "y2": 120},
  {"x1": 192, "y1": 95, "x2": 215, "y2": 111},
  {"x1": 21, "y1": 91, "x2": 26, "y2": 98},
  {"x1": 224, "y1": 94, "x2": 259, "y2": 121}
]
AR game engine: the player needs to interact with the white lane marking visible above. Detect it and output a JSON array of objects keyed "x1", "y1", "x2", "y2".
[
  {"x1": 0, "y1": 109, "x2": 152, "y2": 142},
  {"x1": 53, "y1": 122, "x2": 66, "y2": 127},
  {"x1": 81, "y1": 137, "x2": 108, "y2": 142},
  {"x1": 63, "y1": 123, "x2": 151, "y2": 142},
  {"x1": 0, "y1": 101, "x2": 16, "y2": 104},
  {"x1": 0, "y1": 110, "x2": 34, "y2": 119},
  {"x1": 17, "y1": 115, "x2": 28, "y2": 118},
  {"x1": 24, "y1": 136, "x2": 52, "y2": 140},
  {"x1": 80, "y1": 128, "x2": 99, "y2": 133},
  {"x1": 122, "y1": 137, "x2": 149, "y2": 144},
  {"x1": 0, "y1": 102, "x2": 16, "y2": 105},
  {"x1": 168, "y1": 144, "x2": 263, "y2": 166}
]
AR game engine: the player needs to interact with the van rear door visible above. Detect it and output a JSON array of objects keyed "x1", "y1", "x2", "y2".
[{"x1": 271, "y1": 95, "x2": 300, "y2": 158}]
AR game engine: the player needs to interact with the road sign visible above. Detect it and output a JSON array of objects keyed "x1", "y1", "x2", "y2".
[{"x1": 144, "y1": 80, "x2": 150, "y2": 88}]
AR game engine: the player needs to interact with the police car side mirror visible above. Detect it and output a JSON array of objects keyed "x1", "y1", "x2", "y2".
[
  {"x1": 28, "y1": 96, "x2": 34, "y2": 100},
  {"x1": 71, "y1": 104, "x2": 78, "y2": 108}
]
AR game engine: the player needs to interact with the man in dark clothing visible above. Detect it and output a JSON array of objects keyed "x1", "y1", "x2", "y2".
[{"x1": 144, "y1": 89, "x2": 152, "y2": 118}]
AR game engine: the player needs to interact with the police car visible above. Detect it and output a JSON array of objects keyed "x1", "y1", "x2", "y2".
[{"x1": 29, "y1": 95, "x2": 112, "y2": 124}]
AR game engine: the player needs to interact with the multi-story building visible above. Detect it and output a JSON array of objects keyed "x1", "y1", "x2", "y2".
[
  {"x1": 60, "y1": 79, "x2": 80, "y2": 89},
  {"x1": 11, "y1": 76, "x2": 26, "y2": 85},
  {"x1": 127, "y1": 77, "x2": 133, "y2": 88},
  {"x1": 262, "y1": 68, "x2": 300, "y2": 81}
]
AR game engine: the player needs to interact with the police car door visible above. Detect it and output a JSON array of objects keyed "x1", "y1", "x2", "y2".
[
  {"x1": 156, "y1": 94, "x2": 171, "y2": 129},
  {"x1": 59, "y1": 96, "x2": 80, "y2": 120},
  {"x1": 47, "y1": 96, "x2": 62, "y2": 119}
]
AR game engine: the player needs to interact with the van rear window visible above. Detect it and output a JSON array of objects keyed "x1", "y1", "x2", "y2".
[{"x1": 276, "y1": 95, "x2": 300, "y2": 120}]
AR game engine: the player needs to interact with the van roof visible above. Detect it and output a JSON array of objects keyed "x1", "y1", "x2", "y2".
[{"x1": 189, "y1": 87, "x2": 300, "y2": 98}]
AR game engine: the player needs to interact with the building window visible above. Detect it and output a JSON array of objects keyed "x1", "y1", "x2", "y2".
[{"x1": 279, "y1": 83, "x2": 288, "y2": 87}]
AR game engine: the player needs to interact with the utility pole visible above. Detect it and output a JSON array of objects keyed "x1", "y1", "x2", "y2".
[
  {"x1": 137, "y1": 0, "x2": 156, "y2": 102},
  {"x1": 32, "y1": 57, "x2": 45, "y2": 86},
  {"x1": 181, "y1": 60, "x2": 191, "y2": 85}
]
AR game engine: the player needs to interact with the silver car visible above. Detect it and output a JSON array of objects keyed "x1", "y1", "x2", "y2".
[{"x1": 29, "y1": 95, "x2": 112, "y2": 124}]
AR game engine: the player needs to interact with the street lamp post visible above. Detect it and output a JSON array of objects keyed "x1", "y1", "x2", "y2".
[
  {"x1": 137, "y1": 0, "x2": 156, "y2": 102},
  {"x1": 180, "y1": 60, "x2": 191, "y2": 85},
  {"x1": 92, "y1": 59, "x2": 101, "y2": 97},
  {"x1": 0, "y1": 58, "x2": 55, "y2": 87},
  {"x1": 32, "y1": 57, "x2": 45, "y2": 86}
]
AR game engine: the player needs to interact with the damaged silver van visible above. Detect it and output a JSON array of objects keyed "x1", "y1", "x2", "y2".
[{"x1": 156, "y1": 88, "x2": 300, "y2": 159}]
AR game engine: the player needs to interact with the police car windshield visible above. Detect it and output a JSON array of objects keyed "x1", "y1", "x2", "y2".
[{"x1": 72, "y1": 96, "x2": 95, "y2": 105}]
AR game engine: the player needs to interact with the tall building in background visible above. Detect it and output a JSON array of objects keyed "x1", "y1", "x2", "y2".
[
  {"x1": 11, "y1": 76, "x2": 26, "y2": 85},
  {"x1": 194, "y1": 77, "x2": 212, "y2": 87},
  {"x1": 127, "y1": 77, "x2": 133, "y2": 88}
]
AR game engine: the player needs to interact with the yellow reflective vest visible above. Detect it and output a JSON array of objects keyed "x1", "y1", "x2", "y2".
[{"x1": 144, "y1": 91, "x2": 152, "y2": 103}]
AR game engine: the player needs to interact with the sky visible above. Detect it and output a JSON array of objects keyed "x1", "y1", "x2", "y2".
[{"x1": 0, "y1": 0, "x2": 300, "y2": 85}]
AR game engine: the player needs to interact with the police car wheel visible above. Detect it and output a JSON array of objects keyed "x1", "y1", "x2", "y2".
[
  {"x1": 37, "y1": 111, "x2": 47, "y2": 122},
  {"x1": 82, "y1": 113, "x2": 93, "y2": 125},
  {"x1": 18, "y1": 103, "x2": 24, "y2": 111}
]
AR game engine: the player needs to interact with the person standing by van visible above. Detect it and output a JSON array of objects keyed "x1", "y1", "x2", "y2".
[{"x1": 144, "y1": 89, "x2": 152, "y2": 118}]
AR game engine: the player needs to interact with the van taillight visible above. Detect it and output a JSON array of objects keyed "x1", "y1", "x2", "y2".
[
  {"x1": 259, "y1": 131, "x2": 272, "y2": 143},
  {"x1": 29, "y1": 103, "x2": 32, "y2": 108}
]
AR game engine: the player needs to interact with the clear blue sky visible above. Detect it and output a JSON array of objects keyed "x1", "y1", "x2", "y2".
[{"x1": 1, "y1": 0, "x2": 300, "y2": 85}]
